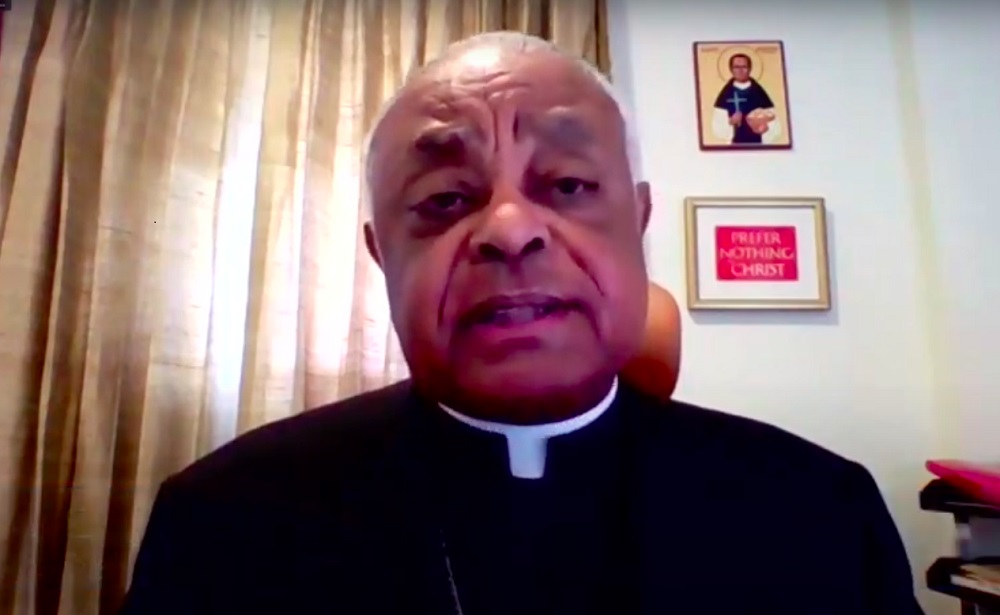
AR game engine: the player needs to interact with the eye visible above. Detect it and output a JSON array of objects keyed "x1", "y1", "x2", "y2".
[
  {"x1": 413, "y1": 191, "x2": 472, "y2": 219},
  {"x1": 552, "y1": 177, "x2": 598, "y2": 197}
]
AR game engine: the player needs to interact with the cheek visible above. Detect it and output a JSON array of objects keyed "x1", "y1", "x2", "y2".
[
  {"x1": 580, "y1": 234, "x2": 648, "y2": 350},
  {"x1": 387, "y1": 242, "x2": 457, "y2": 343}
]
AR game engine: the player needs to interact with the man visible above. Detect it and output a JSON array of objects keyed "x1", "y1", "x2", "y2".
[
  {"x1": 712, "y1": 52, "x2": 782, "y2": 145},
  {"x1": 121, "y1": 32, "x2": 922, "y2": 614}
]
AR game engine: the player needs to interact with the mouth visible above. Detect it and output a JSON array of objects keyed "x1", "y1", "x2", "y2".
[{"x1": 460, "y1": 294, "x2": 581, "y2": 329}]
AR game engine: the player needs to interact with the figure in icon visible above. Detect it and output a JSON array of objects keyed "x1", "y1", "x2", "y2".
[{"x1": 712, "y1": 53, "x2": 782, "y2": 145}]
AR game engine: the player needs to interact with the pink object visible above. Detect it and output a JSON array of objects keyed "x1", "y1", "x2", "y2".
[{"x1": 926, "y1": 460, "x2": 1000, "y2": 507}]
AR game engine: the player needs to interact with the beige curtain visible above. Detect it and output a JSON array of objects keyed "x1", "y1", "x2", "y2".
[{"x1": 0, "y1": 0, "x2": 609, "y2": 613}]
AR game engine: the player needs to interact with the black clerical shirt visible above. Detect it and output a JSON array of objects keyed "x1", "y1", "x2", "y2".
[
  {"x1": 427, "y1": 388, "x2": 633, "y2": 615},
  {"x1": 120, "y1": 380, "x2": 924, "y2": 614}
]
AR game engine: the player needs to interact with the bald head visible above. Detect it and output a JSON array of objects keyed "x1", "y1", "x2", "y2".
[
  {"x1": 364, "y1": 32, "x2": 642, "y2": 216},
  {"x1": 362, "y1": 31, "x2": 652, "y2": 424}
]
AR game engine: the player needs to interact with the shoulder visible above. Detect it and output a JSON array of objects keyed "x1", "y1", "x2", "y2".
[
  {"x1": 622, "y1": 385, "x2": 869, "y2": 489},
  {"x1": 163, "y1": 380, "x2": 415, "y2": 498},
  {"x1": 678, "y1": 399, "x2": 848, "y2": 468}
]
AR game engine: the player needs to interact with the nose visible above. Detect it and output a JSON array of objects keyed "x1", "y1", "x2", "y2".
[{"x1": 469, "y1": 198, "x2": 550, "y2": 264}]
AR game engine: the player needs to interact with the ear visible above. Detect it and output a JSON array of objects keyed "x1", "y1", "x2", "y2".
[
  {"x1": 635, "y1": 181, "x2": 652, "y2": 233},
  {"x1": 364, "y1": 222, "x2": 383, "y2": 269}
]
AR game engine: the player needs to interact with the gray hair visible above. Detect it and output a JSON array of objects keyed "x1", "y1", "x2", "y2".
[{"x1": 362, "y1": 31, "x2": 642, "y2": 218}]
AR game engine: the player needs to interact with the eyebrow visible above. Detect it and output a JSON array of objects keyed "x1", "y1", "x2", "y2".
[
  {"x1": 394, "y1": 125, "x2": 480, "y2": 192},
  {"x1": 412, "y1": 125, "x2": 480, "y2": 167},
  {"x1": 392, "y1": 114, "x2": 597, "y2": 196}
]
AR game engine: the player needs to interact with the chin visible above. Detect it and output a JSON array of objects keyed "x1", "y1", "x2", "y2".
[
  {"x1": 451, "y1": 360, "x2": 613, "y2": 424},
  {"x1": 468, "y1": 365, "x2": 582, "y2": 395}
]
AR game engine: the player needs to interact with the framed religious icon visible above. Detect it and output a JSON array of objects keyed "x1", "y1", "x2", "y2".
[
  {"x1": 684, "y1": 197, "x2": 830, "y2": 310},
  {"x1": 693, "y1": 40, "x2": 793, "y2": 150}
]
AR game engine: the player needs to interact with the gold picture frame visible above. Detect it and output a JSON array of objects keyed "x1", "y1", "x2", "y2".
[
  {"x1": 684, "y1": 197, "x2": 831, "y2": 311},
  {"x1": 693, "y1": 40, "x2": 794, "y2": 151}
]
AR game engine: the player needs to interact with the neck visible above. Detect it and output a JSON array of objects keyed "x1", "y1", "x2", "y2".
[
  {"x1": 435, "y1": 372, "x2": 618, "y2": 425},
  {"x1": 441, "y1": 377, "x2": 619, "y2": 430}
]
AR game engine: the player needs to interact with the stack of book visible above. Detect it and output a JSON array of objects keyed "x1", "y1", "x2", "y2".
[
  {"x1": 922, "y1": 460, "x2": 1000, "y2": 613},
  {"x1": 951, "y1": 562, "x2": 1000, "y2": 598}
]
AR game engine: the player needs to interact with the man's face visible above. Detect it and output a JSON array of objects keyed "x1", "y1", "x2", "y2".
[
  {"x1": 731, "y1": 56, "x2": 751, "y2": 82},
  {"x1": 365, "y1": 50, "x2": 650, "y2": 422}
]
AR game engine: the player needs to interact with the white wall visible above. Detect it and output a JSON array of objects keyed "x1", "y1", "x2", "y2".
[
  {"x1": 609, "y1": 1, "x2": 1000, "y2": 613},
  {"x1": 906, "y1": 1, "x2": 1000, "y2": 463}
]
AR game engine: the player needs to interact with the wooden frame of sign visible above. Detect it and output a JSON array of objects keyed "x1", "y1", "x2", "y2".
[{"x1": 684, "y1": 197, "x2": 831, "y2": 311}]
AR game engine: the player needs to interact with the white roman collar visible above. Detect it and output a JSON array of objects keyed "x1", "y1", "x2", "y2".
[{"x1": 438, "y1": 377, "x2": 619, "y2": 480}]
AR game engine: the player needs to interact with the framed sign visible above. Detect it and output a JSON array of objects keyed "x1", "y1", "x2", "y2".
[
  {"x1": 684, "y1": 197, "x2": 830, "y2": 311},
  {"x1": 693, "y1": 40, "x2": 793, "y2": 151}
]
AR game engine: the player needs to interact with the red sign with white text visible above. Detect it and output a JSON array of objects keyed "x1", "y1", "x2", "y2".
[{"x1": 715, "y1": 226, "x2": 799, "y2": 281}]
